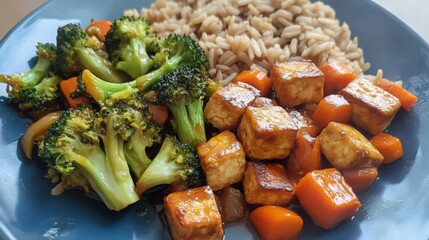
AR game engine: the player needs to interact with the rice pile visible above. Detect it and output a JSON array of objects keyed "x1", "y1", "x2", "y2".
[{"x1": 125, "y1": 0, "x2": 370, "y2": 86}]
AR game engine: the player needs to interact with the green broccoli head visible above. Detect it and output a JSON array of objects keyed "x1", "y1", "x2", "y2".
[
  {"x1": 102, "y1": 90, "x2": 162, "y2": 177},
  {"x1": 135, "y1": 135, "x2": 205, "y2": 195},
  {"x1": 105, "y1": 16, "x2": 159, "y2": 78},
  {"x1": 152, "y1": 66, "x2": 208, "y2": 148},
  {"x1": 55, "y1": 23, "x2": 130, "y2": 83},
  {"x1": 136, "y1": 33, "x2": 209, "y2": 91},
  {"x1": 0, "y1": 43, "x2": 54, "y2": 98},
  {"x1": 38, "y1": 106, "x2": 139, "y2": 211},
  {"x1": 0, "y1": 43, "x2": 60, "y2": 109}
]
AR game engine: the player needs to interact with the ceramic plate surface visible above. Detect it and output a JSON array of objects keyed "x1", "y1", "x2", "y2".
[{"x1": 1, "y1": 0, "x2": 428, "y2": 239}]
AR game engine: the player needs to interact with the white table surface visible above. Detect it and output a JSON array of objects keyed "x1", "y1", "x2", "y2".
[{"x1": 0, "y1": 0, "x2": 428, "y2": 42}]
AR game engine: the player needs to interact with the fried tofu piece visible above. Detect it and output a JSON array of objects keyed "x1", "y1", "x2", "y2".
[
  {"x1": 250, "y1": 97, "x2": 278, "y2": 107},
  {"x1": 204, "y1": 82, "x2": 259, "y2": 132},
  {"x1": 340, "y1": 78, "x2": 401, "y2": 134},
  {"x1": 271, "y1": 61, "x2": 324, "y2": 107},
  {"x1": 197, "y1": 131, "x2": 246, "y2": 191},
  {"x1": 318, "y1": 122, "x2": 384, "y2": 170},
  {"x1": 237, "y1": 106, "x2": 298, "y2": 160},
  {"x1": 243, "y1": 162, "x2": 295, "y2": 205},
  {"x1": 164, "y1": 186, "x2": 224, "y2": 240}
]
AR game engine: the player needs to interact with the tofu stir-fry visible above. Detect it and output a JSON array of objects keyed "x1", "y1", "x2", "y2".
[{"x1": 0, "y1": 15, "x2": 418, "y2": 240}]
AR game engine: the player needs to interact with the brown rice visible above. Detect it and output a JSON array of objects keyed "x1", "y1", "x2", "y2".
[{"x1": 124, "y1": 0, "x2": 370, "y2": 86}]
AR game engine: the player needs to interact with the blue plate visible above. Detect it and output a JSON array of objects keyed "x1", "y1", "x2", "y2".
[{"x1": 1, "y1": 0, "x2": 428, "y2": 239}]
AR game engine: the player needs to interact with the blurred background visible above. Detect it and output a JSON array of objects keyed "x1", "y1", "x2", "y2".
[{"x1": 0, "y1": 0, "x2": 428, "y2": 42}]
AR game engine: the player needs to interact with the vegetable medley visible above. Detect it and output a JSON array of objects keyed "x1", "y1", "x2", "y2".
[{"x1": 0, "y1": 16, "x2": 418, "y2": 240}]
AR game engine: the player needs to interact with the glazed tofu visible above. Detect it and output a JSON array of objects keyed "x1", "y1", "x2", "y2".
[
  {"x1": 243, "y1": 162, "x2": 295, "y2": 205},
  {"x1": 204, "y1": 82, "x2": 259, "y2": 132},
  {"x1": 318, "y1": 122, "x2": 384, "y2": 170},
  {"x1": 164, "y1": 186, "x2": 224, "y2": 240},
  {"x1": 340, "y1": 78, "x2": 401, "y2": 134},
  {"x1": 237, "y1": 106, "x2": 298, "y2": 160},
  {"x1": 197, "y1": 131, "x2": 246, "y2": 191},
  {"x1": 271, "y1": 61, "x2": 324, "y2": 107},
  {"x1": 250, "y1": 97, "x2": 278, "y2": 107}
]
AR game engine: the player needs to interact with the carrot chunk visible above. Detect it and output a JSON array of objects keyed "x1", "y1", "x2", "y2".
[
  {"x1": 250, "y1": 205, "x2": 303, "y2": 240},
  {"x1": 85, "y1": 20, "x2": 112, "y2": 42},
  {"x1": 147, "y1": 103, "x2": 169, "y2": 126},
  {"x1": 287, "y1": 131, "x2": 322, "y2": 181},
  {"x1": 295, "y1": 168, "x2": 362, "y2": 229},
  {"x1": 235, "y1": 69, "x2": 272, "y2": 96},
  {"x1": 374, "y1": 78, "x2": 418, "y2": 111},
  {"x1": 59, "y1": 77, "x2": 91, "y2": 108},
  {"x1": 341, "y1": 167, "x2": 378, "y2": 193},
  {"x1": 312, "y1": 94, "x2": 352, "y2": 127},
  {"x1": 319, "y1": 61, "x2": 356, "y2": 95},
  {"x1": 370, "y1": 132, "x2": 403, "y2": 164}
]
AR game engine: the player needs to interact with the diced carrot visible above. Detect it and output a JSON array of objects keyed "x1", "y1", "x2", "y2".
[
  {"x1": 250, "y1": 205, "x2": 303, "y2": 240},
  {"x1": 312, "y1": 94, "x2": 352, "y2": 127},
  {"x1": 235, "y1": 69, "x2": 272, "y2": 96},
  {"x1": 147, "y1": 103, "x2": 169, "y2": 126},
  {"x1": 341, "y1": 167, "x2": 378, "y2": 193},
  {"x1": 319, "y1": 61, "x2": 356, "y2": 95},
  {"x1": 85, "y1": 20, "x2": 112, "y2": 42},
  {"x1": 295, "y1": 168, "x2": 362, "y2": 229},
  {"x1": 374, "y1": 78, "x2": 418, "y2": 111},
  {"x1": 370, "y1": 133, "x2": 403, "y2": 164},
  {"x1": 59, "y1": 77, "x2": 91, "y2": 108},
  {"x1": 287, "y1": 131, "x2": 322, "y2": 181}
]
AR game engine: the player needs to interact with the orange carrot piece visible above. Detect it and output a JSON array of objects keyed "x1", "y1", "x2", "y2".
[
  {"x1": 250, "y1": 205, "x2": 303, "y2": 240},
  {"x1": 341, "y1": 167, "x2": 378, "y2": 193},
  {"x1": 147, "y1": 103, "x2": 169, "y2": 126},
  {"x1": 287, "y1": 131, "x2": 322, "y2": 181},
  {"x1": 235, "y1": 69, "x2": 272, "y2": 96},
  {"x1": 374, "y1": 78, "x2": 418, "y2": 111},
  {"x1": 370, "y1": 133, "x2": 403, "y2": 164},
  {"x1": 312, "y1": 94, "x2": 352, "y2": 127},
  {"x1": 60, "y1": 77, "x2": 91, "y2": 108},
  {"x1": 319, "y1": 61, "x2": 356, "y2": 95},
  {"x1": 295, "y1": 168, "x2": 362, "y2": 229},
  {"x1": 85, "y1": 20, "x2": 112, "y2": 42}
]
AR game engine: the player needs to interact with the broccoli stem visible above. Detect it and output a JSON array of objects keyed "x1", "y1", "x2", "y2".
[
  {"x1": 136, "y1": 54, "x2": 184, "y2": 91},
  {"x1": 116, "y1": 38, "x2": 153, "y2": 78},
  {"x1": 124, "y1": 132, "x2": 152, "y2": 178},
  {"x1": 81, "y1": 69, "x2": 137, "y2": 103},
  {"x1": 169, "y1": 98, "x2": 206, "y2": 148},
  {"x1": 76, "y1": 48, "x2": 130, "y2": 83},
  {"x1": 135, "y1": 136, "x2": 183, "y2": 194},
  {"x1": 0, "y1": 57, "x2": 51, "y2": 88}
]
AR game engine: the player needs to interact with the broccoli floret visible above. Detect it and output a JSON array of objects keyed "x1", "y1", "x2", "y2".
[
  {"x1": 0, "y1": 43, "x2": 61, "y2": 110},
  {"x1": 152, "y1": 66, "x2": 208, "y2": 148},
  {"x1": 78, "y1": 34, "x2": 209, "y2": 103},
  {"x1": 136, "y1": 34, "x2": 209, "y2": 91},
  {"x1": 55, "y1": 23, "x2": 130, "y2": 83},
  {"x1": 104, "y1": 89, "x2": 162, "y2": 178},
  {"x1": 38, "y1": 106, "x2": 139, "y2": 211},
  {"x1": 105, "y1": 16, "x2": 159, "y2": 78},
  {"x1": 135, "y1": 135, "x2": 204, "y2": 195},
  {"x1": 80, "y1": 69, "x2": 137, "y2": 104}
]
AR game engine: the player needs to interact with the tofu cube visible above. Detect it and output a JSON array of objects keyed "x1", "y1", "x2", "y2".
[
  {"x1": 204, "y1": 82, "x2": 259, "y2": 132},
  {"x1": 318, "y1": 122, "x2": 384, "y2": 170},
  {"x1": 271, "y1": 61, "x2": 324, "y2": 107},
  {"x1": 243, "y1": 162, "x2": 295, "y2": 205},
  {"x1": 237, "y1": 106, "x2": 298, "y2": 160},
  {"x1": 340, "y1": 78, "x2": 401, "y2": 134},
  {"x1": 197, "y1": 131, "x2": 246, "y2": 191},
  {"x1": 164, "y1": 186, "x2": 224, "y2": 240}
]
